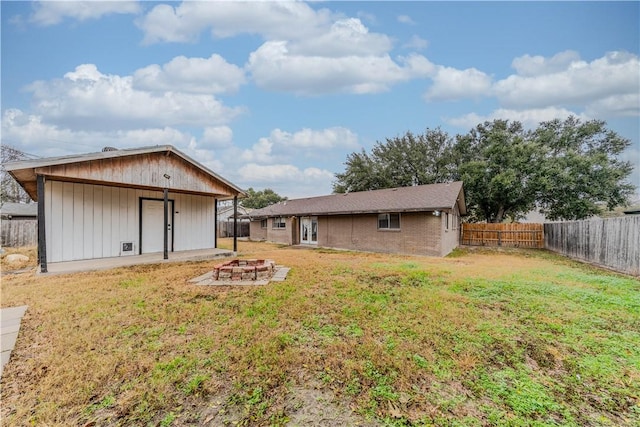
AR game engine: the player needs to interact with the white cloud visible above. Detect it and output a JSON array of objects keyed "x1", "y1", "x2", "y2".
[
  {"x1": 397, "y1": 15, "x2": 416, "y2": 25},
  {"x1": 240, "y1": 139, "x2": 276, "y2": 164},
  {"x1": 289, "y1": 18, "x2": 392, "y2": 57},
  {"x1": 425, "y1": 50, "x2": 639, "y2": 119},
  {"x1": 237, "y1": 163, "x2": 335, "y2": 197},
  {"x1": 138, "y1": 1, "x2": 334, "y2": 44},
  {"x1": 585, "y1": 93, "x2": 640, "y2": 117},
  {"x1": 267, "y1": 127, "x2": 359, "y2": 150},
  {"x1": 1, "y1": 108, "x2": 194, "y2": 157},
  {"x1": 426, "y1": 66, "x2": 492, "y2": 101},
  {"x1": 133, "y1": 54, "x2": 245, "y2": 94},
  {"x1": 137, "y1": 2, "x2": 433, "y2": 96},
  {"x1": 26, "y1": 64, "x2": 244, "y2": 131},
  {"x1": 1, "y1": 108, "x2": 233, "y2": 179},
  {"x1": 199, "y1": 126, "x2": 233, "y2": 149},
  {"x1": 403, "y1": 35, "x2": 429, "y2": 50},
  {"x1": 232, "y1": 126, "x2": 358, "y2": 164},
  {"x1": 511, "y1": 50, "x2": 581, "y2": 77},
  {"x1": 494, "y1": 51, "x2": 640, "y2": 111},
  {"x1": 247, "y1": 41, "x2": 434, "y2": 95},
  {"x1": 30, "y1": 1, "x2": 140, "y2": 26},
  {"x1": 446, "y1": 107, "x2": 589, "y2": 130}
]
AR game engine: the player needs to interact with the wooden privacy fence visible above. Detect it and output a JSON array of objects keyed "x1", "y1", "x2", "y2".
[
  {"x1": 544, "y1": 216, "x2": 640, "y2": 276},
  {"x1": 1, "y1": 220, "x2": 37, "y2": 247},
  {"x1": 461, "y1": 223, "x2": 544, "y2": 248},
  {"x1": 217, "y1": 221, "x2": 250, "y2": 238}
]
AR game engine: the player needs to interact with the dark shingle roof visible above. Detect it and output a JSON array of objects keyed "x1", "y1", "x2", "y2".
[{"x1": 245, "y1": 182, "x2": 465, "y2": 218}]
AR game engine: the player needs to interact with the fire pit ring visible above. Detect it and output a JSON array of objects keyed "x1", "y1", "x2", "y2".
[{"x1": 212, "y1": 259, "x2": 276, "y2": 281}]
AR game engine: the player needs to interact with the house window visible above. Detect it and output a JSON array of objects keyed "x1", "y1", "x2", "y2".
[
  {"x1": 378, "y1": 213, "x2": 400, "y2": 230},
  {"x1": 272, "y1": 217, "x2": 286, "y2": 229},
  {"x1": 260, "y1": 219, "x2": 268, "y2": 229},
  {"x1": 445, "y1": 212, "x2": 449, "y2": 230}
]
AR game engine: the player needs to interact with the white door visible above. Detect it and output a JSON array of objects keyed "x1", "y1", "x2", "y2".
[
  {"x1": 300, "y1": 217, "x2": 318, "y2": 244},
  {"x1": 141, "y1": 199, "x2": 173, "y2": 253}
]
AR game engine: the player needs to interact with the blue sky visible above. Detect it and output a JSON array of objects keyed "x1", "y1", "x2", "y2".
[{"x1": 2, "y1": 1, "x2": 639, "y2": 199}]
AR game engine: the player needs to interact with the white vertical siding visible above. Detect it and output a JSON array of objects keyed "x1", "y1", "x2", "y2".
[
  {"x1": 83, "y1": 185, "x2": 94, "y2": 260},
  {"x1": 102, "y1": 186, "x2": 112, "y2": 258},
  {"x1": 93, "y1": 186, "x2": 103, "y2": 258},
  {"x1": 45, "y1": 181, "x2": 217, "y2": 262},
  {"x1": 110, "y1": 187, "x2": 120, "y2": 256},
  {"x1": 62, "y1": 182, "x2": 74, "y2": 261},
  {"x1": 73, "y1": 183, "x2": 84, "y2": 260},
  {"x1": 127, "y1": 188, "x2": 136, "y2": 246}
]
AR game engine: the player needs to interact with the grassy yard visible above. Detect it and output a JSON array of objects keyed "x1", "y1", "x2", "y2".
[{"x1": 1, "y1": 240, "x2": 639, "y2": 426}]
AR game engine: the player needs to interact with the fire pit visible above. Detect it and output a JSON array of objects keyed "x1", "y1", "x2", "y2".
[{"x1": 212, "y1": 259, "x2": 276, "y2": 281}]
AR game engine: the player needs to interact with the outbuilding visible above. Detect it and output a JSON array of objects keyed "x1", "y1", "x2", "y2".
[
  {"x1": 245, "y1": 182, "x2": 466, "y2": 257},
  {"x1": 5, "y1": 145, "x2": 245, "y2": 272}
]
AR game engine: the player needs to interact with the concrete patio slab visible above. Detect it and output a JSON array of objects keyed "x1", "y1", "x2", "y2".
[
  {"x1": 41, "y1": 248, "x2": 235, "y2": 275},
  {"x1": 1, "y1": 305, "x2": 28, "y2": 378}
]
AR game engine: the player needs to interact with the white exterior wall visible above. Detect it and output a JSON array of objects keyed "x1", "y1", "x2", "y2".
[
  {"x1": 45, "y1": 181, "x2": 216, "y2": 262},
  {"x1": 172, "y1": 192, "x2": 216, "y2": 252}
]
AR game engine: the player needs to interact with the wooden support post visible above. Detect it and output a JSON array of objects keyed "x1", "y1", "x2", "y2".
[
  {"x1": 233, "y1": 195, "x2": 238, "y2": 252},
  {"x1": 214, "y1": 198, "x2": 218, "y2": 248},
  {"x1": 163, "y1": 188, "x2": 169, "y2": 260},
  {"x1": 37, "y1": 175, "x2": 47, "y2": 273}
]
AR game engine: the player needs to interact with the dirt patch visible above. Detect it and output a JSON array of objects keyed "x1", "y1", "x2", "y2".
[{"x1": 284, "y1": 384, "x2": 378, "y2": 426}]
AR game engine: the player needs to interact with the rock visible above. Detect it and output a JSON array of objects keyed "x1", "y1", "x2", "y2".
[{"x1": 5, "y1": 254, "x2": 29, "y2": 264}]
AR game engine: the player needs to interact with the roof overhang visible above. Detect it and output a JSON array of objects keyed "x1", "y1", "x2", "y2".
[{"x1": 5, "y1": 145, "x2": 246, "y2": 201}]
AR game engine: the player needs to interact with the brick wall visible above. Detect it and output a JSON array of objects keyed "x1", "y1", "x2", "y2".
[
  {"x1": 320, "y1": 212, "x2": 445, "y2": 256},
  {"x1": 249, "y1": 220, "x2": 268, "y2": 241},
  {"x1": 249, "y1": 217, "x2": 295, "y2": 245},
  {"x1": 250, "y1": 211, "x2": 460, "y2": 256}
]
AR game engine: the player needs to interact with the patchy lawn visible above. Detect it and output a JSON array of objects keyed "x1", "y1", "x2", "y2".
[{"x1": 1, "y1": 240, "x2": 639, "y2": 426}]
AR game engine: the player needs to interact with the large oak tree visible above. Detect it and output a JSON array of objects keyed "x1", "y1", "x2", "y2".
[{"x1": 333, "y1": 118, "x2": 635, "y2": 222}]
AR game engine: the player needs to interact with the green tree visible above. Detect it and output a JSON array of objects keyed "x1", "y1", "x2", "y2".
[
  {"x1": 333, "y1": 118, "x2": 635, "y2": 222},
  {"x1": 453, "y1": 120, "x2": 543, "y2": 222},
  {"x1": 240, "y1": 188, "x2": 287, "y2": 209},
  {"x1": 333, "y1": 128, "x2": 454, "y2": 193},
  {"x1": 533, "y1": 117, "x2": 635, "y2": 220}
]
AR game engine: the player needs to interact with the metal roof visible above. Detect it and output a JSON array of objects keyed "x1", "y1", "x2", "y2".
[
  {"x1": 244, "y1": 181, "x2": 466, "y2": 218},
  {"x1": 4, "y1": 145, "x2": 245, "y2": 200}
]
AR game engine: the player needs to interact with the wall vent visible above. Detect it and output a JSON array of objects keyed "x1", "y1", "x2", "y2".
[{"x1": 120, "y1": 241, "x2": 135, "y2": 256}]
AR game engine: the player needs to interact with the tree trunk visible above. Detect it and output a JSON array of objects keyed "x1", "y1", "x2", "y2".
[{"x1": 493, "y1": 206, "x2": 506, "y2": 223}]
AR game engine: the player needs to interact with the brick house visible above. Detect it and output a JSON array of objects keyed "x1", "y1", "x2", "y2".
[{"x1": 245, "y1": 182, "x2": 466, "y2": 257}]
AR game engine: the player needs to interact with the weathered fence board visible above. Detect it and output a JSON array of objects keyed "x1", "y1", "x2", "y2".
[
  {"x1": 217, "y1": 221, "x2": 250, "y2": 238},
  {"x1": 544, "y1": 216, "x2": 640, "y2": 276},
  {"x1": 1, "y1": 220, "x2": 37, "y2": 247},
  {"x1": 461, "y1": 223, "x2": 544, "y2": 248}
]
